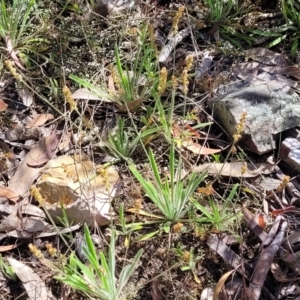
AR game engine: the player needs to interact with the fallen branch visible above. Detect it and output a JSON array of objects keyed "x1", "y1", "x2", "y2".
[{"x1": 158, "y1": 26, "x2": 194, "y2": 63}]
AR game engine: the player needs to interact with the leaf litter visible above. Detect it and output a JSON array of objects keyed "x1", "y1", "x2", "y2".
[{"x1": 1, "y1": 0, "x2": 300, "y2": 299}]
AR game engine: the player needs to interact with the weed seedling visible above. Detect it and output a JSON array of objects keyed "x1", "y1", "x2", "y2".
[
  {"x1": 0, "y1": 255, "x2": 17, "y2": 281},
  {"x1": 55, "y1": 224, "x2": 143, "y2": 300},
  {"x1": 192, "y1": 183, "x2": 241, "y2": 231},
  {"x1": 129, "y1": 142, "x2": 207, "y2": 221}
]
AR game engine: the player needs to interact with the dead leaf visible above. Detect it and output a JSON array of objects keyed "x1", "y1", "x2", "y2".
[
  {"x1": 270, "y1": 206, "x2": 296, "y2": 217},
  {"x1": 38, "y1": 257, "x2": 57, "y2": 271},
  {"x1": 246, "y1": 48, "x2": 292, "y2": 67},
  {"x1": 182, "y1": 141, "x2": 221, "y2": 155},
  {"x1": 108, "y1": 74, "x2": 116, "y2": 93},
  {"x1": 5, "y1": 36, "x2": 26, "y2": 70},
  {"x1": 0, "y1": 99, "x2": 8, "y2": 112},
  {"x1": 58, "y1": 131, "x2": 71, "y2": 151},
  {"x1": 151, "y1": 280, "x2": 165, "y2": 300},
  {"x1": 172, "y1": 123, "x2": 201, "y2": 140},
  {"x1": 8, "y1": 133, "x2": 60, "y2": 196},
  {"x1": 197, "y1": 184, "x2": 214, "y2": 195},
  {"x1": 271, "y1": 262, "x2": 300, "y2": 282},
  {"x1": 27, "y1": 114, "x2": 54, "y2": 128},
  {"x1": 0, "y1": 186, "x2": 20, "y2": 203},
  {"x1": 18, "y1": 218, "x2": 45, "y2": 233},
  {"x1": 116, "y1": 97, "x2": 144, "y2": 112},
  {"x1": 172, "y1": 124, "x2": 221, "y2": 155},
  {"x1": 192, "y1": 162, "x2": 275, "y2": 177},
  {"x1": 20, "y1": 203, "x2": 46, "y2": 218},
  {"x1": 7, "y1": 257, "x2": 48, "y2": 300},
  {"x1": 254, "y1": 212, "x2": 267, "y2": 229},
  {"x1": 207, "y1": 234, "x2": 253, "y2": 279},
  {"x1": 0, "y1": 243, "x2": 20, "y2": 252},
  {"x1": 0, "y1": 214, "x2": 21, "y2": 232},
  {"x1": 245, "y1": 216, "x2": 287, "y2": 300},
  {"x1": 213, "y1": 268, "x2": 237, "y2": 300},
  {"x1": 262, "y1": 65, "x2": 300, "y2": 80},
  {"x1": 200, "y1": 287, "x2": 214, "y2": 300},
  {"x1": 18, "y1": 87, "x2": 33, "y2": 107},
  {"x1": 7, "y1": 223, "x2": 81, "y2": 239},
  {"x1": 27, "y1": 132, "x2": 60, "y2": 167},
  {"x1": 72, "y1": 88, "x2": 110, "y2": 101}
]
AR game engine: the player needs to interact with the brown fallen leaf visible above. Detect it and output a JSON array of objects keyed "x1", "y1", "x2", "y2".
[
  {"x1": 192, "y1": 162, "x2": 275, "y2": 178},
  {"x1": 182, "y1": 140, "x2": 221, "y2": 155},
  {"x1": 213, "y1": 268, "x2": 238, "y2": 300},
  {"x1": 8, "y1": 133, "x2": 60, "y2": 196},
  {"x1": 58, "y1": 131, "x2": 72, "y2": 151},
  {"x1": 207, "y1": 234, "x2": 253, "y2": 279},
  {"x1": 243, "y1": 207, "x2": 267, "y2": 241},
  {"x1": 151, "y1": 280, "x2": 165, "y2": 300},
  {"x1": 271, "y1": 263, "x2": 300, "y2": 282},
  {"x1": 270, "y1": 206, "x2": 296, "y2": 217},
  {"x1": 108, "y1": 74, "x2": 116, "y2": 92},
  {"x1": 27, "y1": 113, "x2": 54, "y2": 128},
  {"x1": 0, "y1": 99, "x2": 8, "y2": 112},
  {"x1": 27, "y1": 132, "x2": 60, "y2": 167},
  {"x1": 0, "y1": 243, "x2": 20, "y2": 252},
  {"x1": 172, "y1": 123, "x2": 221, "y2": 155},
  {"x1": 7, "y1": 257, "x2": 48, "y2": 300},
  {"x1": 0, "y1": 186, "x2": 20, "y2": 203},
  {"x1": 246, "y1": 47, "x2": 292, "y2": 67}
]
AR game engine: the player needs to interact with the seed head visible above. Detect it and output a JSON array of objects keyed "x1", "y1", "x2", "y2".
[
  {"x1": 158, "y1": 67, "x2": 167, "y2": 94},
  {"x1": 63, "y1": 86, "x2": 77, "y2": 111},
  {"x1": 172, "y1": 6, "x2": 185, "y2": 34}
]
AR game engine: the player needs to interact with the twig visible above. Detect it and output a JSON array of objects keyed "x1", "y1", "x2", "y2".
[{"x1": 158, "y1": 26, "x2": 194, "y2": 63}]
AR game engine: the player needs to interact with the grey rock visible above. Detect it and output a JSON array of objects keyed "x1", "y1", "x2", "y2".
[
  {"x1": 280, "y1": 137, "x2": 300, "y2": 172},
  {"x1": 93, "y1": 0, "x2": 139, "y2": 17},
  {"x1": 209, "y1": 83, "x2": 300, "y2": 154}
]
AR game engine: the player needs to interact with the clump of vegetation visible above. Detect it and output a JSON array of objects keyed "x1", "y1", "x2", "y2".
[
  {"x1": 55, "y1": 224, "x2": 143, "y2": 300},
  {"x1": 0, "y1": 0, "x2": 298, "y2": 299}
]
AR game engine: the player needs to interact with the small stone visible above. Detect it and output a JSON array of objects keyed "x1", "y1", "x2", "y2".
[
  {"x1": 93, "y1": 0, "x2": 109, "y2": 17},
  {"x1": 93, "y1": 0, "x2": 139, "y2": 17},
  {"x1": 280, "y1": 138, "x2": 300, "y2": 172},
  {"x1": 209, "y1": 83, "x2": 300, "y2": 154},
  {"x1": 200, "y1": 287, "x2": 214, "y2": 300}
]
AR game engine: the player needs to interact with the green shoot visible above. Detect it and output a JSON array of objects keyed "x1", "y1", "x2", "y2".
[
  {"x1": 55, "y1": 224, "x2": 143, "y2": 300},
  {"x1": 193, "y1": 183, "x2": 241, "y2": 231},
  {"x1": 129, "y1": 143, "x2": 207, "y2": 221}
]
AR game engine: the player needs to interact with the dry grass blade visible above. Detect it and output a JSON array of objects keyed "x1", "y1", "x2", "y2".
[{"x1": 213, "y1": 268, "x2": 238, "y2": 300}]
